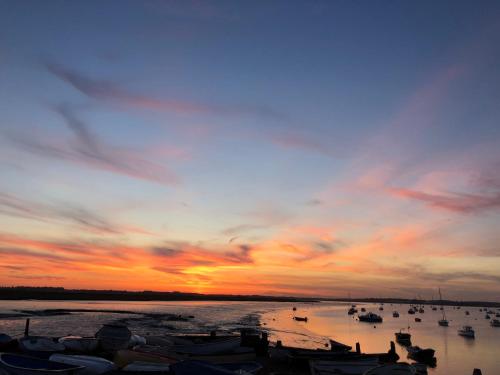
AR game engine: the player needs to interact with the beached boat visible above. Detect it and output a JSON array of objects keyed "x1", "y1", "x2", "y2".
[
  {"x1": 0, "y1": 334, "x2": 15, "y2": 350},
  {"x1": 0, "y1": 353, "x2": 84, "y2": 375},
  {"x1": 114, "y1": 349, "x2": 177, "y2": 368},
  {"x1": 363, "y1": 363, "x2": 417, "y2": 374},
  {"x1": 293, "y1": 316, "x2": 308, "y2": 322},
  {"x1": 122, "y1": 361, "x2": 171, "y2": 373},
  {"x1": 95, "y1": 323, "x2": 131, "y2": 352},
  {"x1": 406, "y1": 346, "x2": 435, "y2": 364},
  {"x1": 49, "y1": 354, "x2": 116, "y2": 375},
  {"x1": 169, "y1": 337, "x2": 241, "y2": 355},
  {"x1": 310, "y1": 359, "x2": 379, "y2": 375},
  {"x1": 458, "y1": 325, "x2": 475, "y2": 338},
  {"x1": 358, "y1": 313, "x2": 382, "y2": 323},
  {"x1": 19, "y1": 337, "x2": 65, "y2": 357},
  {"x1": 58, "y1": 337, "x2": 98, "y2": 353},
  {"x1": 392, "y1": 311, "x2": 399, "y2": 318},
  {"x1": 490, "y1": 319, "x2": 500, "y2": 327},
  {"x1": 170, "y1": 360, "x2": 260, "y2": 375}
]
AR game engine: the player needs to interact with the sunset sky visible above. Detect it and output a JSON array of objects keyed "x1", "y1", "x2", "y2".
[{"x1": 1, "y1": 1, "x2": 500, "y2": 301}]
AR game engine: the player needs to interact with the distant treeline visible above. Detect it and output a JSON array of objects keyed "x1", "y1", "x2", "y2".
[
  {"x1": 0, "y1": 286, "x2": 319, "y2": 302},
  {"x1": 323, "y1": 297, "x2": 500, "y2": 308}
]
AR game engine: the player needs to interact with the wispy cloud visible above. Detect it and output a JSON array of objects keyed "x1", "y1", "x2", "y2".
[
  {"x1": 5, "y1": 104, "x2": 179, "y2": 185},
  {"x1": 46, "y1": 63, "x2": 286, "y2": 120},
  {"x1": 389, "y1": 187, "x2": 500, "y2": 214},
  {"x1": 0, "y1": 192, "x2": 145, "y2": 235}
]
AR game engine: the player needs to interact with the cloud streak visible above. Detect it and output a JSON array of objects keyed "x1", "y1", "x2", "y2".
[{"x1": 5, "y1": 104, "x2": 179, "y2": 185}]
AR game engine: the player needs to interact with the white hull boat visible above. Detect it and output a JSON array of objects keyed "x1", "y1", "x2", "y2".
[{"x1": 49, "y1": 355, "x2": 115, "y2": 375}]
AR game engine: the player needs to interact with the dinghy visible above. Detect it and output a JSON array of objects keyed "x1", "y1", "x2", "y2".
[
  {"x1": 0, "y1": 353, "x2": 84, "y2": 375},
  {"x1": 19, "y1": 337, "x2": 65, "y2": 357},
  {"x1": 95, "y1": 323, "x2": 131, "y2": 352},
  {"x1": 58, "y1": 337, "x2": 98, "y2": 353},
  {"x1": 49, "y1": 354, "x2": 115, "y2": 375}
]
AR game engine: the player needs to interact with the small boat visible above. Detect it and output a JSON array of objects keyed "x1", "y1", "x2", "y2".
[
  {"x1": 364, "y1": 363, "x2": 417, "y2": 375},
  {"x1": 465, "y1": 311, "x2": 470, "y2": 315},
  {"x1": 58, "y1": 337, "x2": 98, "y2": 353},
  {"x1": 292, "y1": 307, "x2": 297, "y2": 311},
  {"x1": 485, "y1": 314, "x2": 491, "y2": 319},
  {"x1": 114, "y1": 349, "x2": 177, "y2": 368},
  {"x1": 438, "y1": 319, "x2": 449, "y2": 326},
  {"x1": 395, "y1": 331, "x2": 411, "y2": 345},
  {"x1": 414, "y1": 317, "x2": 421, "y2": 322},
  {"x1": 49, "y1": 354, "x2": 116, "y2": 375},
  {"x1": 0, "y1": 334, "x2": 15, "y2": 350},
  {"x1": 122, "y1": 361, "x2": 171, "y2": 373},
  {"x1": 406, "y1": 346, "x2": 435, "y2": 363},
  {"x1": 358, "y1": 313, "x2": 382, "y2": 323},
  {"x1": 458, "y1": 325, "x2": 475, "y2": 338},
  {"x1": 293, "y1": 316, "x2": 308, "y2": 322},
  {"x1": 310, "y1": 359, "x2": 379, "y2": 375},
  {"x1": 329, "y1": 339, "x2": 352, "y2": 352},
  {"x1": 418, "y1": 308, "x2": 424, "y2": 313},
  {"x1": 19, "y1": 337, "x2": 65, "y2": 357},
  {"x1": 348, "y1": 307, "x2": 357, "y2": 315},
  {"x1": 170, "y1": 360, "x2": 260, "y2": 375},
  {"x1": 392, "y1": 311, "x2": 399, "y2": 318},
  {"x1": 379, "y1": 306, "x2": 384, "y2": 311},
  {"x1": 432, "y1": 307, "x2": 437, "y2": 311},
  {"x1": 408, "y1": 309, "x2": 415, "y2": 315},
  {"x1": 95, "y1": 323, "x2": 131, "y2": 352},
  {"x1": 491, "y1": 319, "x2": 500, "y2": 327},
  {"x1": 0, "y1": 353, "x2": 84, "y2": 375},
  {"x1": 361, "y1": 307, "x2": 366, "y2": 312},
  {"x1": 169, "y1": 337, "x2": 241, "y2": 355}
]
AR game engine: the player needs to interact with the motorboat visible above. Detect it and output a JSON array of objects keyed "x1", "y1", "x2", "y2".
[
  {"x1": 458, "y1": 325, "x2": 475, "y2": 338},
  {"x1": 395, "y1": 331, "x2": 411, "y2": 345},
  {"x1": 348, "y1": 307, "x2": 357, "y2": 315},
  {"x1": 293, "y1": 316, "x2": 308, "y2": 322},
  {"x1": 361, "y1": 307, "x2": 366, "y2": 312},
  {"x1": 49, "y1": 354, "x2": 116, "y2": 375},
  {"x1": 0, "y1": 353, "x2": 83, "y2": 375},
  {"x1": 358, "y1": 312, "x2": 383, "y2": 323},
  {"x1": 392, "y1": 311, "x2": 399, "y2": 318},
  {"x1": 408, "y1": 309, "x2": 415, "y2": 315},
  {"x1": 418, "y1": 308, "x2": 424, "y2": 313},
  {"x1": 414, "y1": 317, "x2": 421, "y2": 322}
]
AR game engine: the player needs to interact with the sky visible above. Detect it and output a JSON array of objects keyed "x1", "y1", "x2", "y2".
[{"x1": 1, "y1": 1, "x2": 500, "y2": 301}]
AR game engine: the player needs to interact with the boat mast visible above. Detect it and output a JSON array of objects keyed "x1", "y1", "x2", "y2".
[{"x1": 439, "y1": 287, "x2": 447, "y2": 320}]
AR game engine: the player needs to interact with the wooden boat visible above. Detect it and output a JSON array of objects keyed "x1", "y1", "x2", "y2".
[
  {"x1": 310, "y1": 359, "x2": 379, "y2": 375},
  {"x1": 364, "y1": 363, "x2": 417, "y2": 374},
  {"x1": 19, "y1": 337, "x2": 65, "y2": 357},
  {"x1": 95, "y1": 323, "x2": 131, "y2": 352},
  {"x1": 293, "y1": 316, "x2": 308, "y2": 322},
  {"x1": 49, "y1": 354, "x2": 115, "y2": 375},
  {"x1": 490, "y1": 319, "x2": 500, "y2": 327},
  {"x1": 406, "y1": 346, "x2": 435, "y2": 363},
  {"x1": 458, "y1": 325, "x2": 475, "y2": 338},
  {"x1": 0, "y1": 353, "x2": 84, "y2": 375},
  {"x1": 58, "y1": 337, "x2": 98, "y2": 353},
  {"x1": 358, "y1": 313, "x2": 382, "y2": 323}
]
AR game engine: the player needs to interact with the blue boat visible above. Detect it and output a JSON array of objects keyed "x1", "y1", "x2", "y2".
[{"x1": 0, "y1": 353, "x2": 84, "y2": 375}]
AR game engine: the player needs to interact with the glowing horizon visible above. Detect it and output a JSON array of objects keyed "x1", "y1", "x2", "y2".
[{"x1": 1, "y1": 1, "x2": 499, "y2": 301}]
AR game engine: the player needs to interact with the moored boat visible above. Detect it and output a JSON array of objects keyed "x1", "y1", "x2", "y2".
[
  {"x1": 395, "y1": 331, "x2": 411, "y2": 345},
  {"x1": 406, "y1": 346, "x2": 435, "y2": 364},
  {"x1": 348, "y1": 307, "x2": 358, "y2": 315},
  {"x1": 458, "y1": 325, "x2": 475, "y2": 338},
  {"x1": 0, "y1": 353, "x2": 84, "y2": 375},
  {"x1": 490, "y1": 319, "x2": 500, "y2": 327},
  {"x1": 49, "y1": 354, "x2": 116, "y2": 375},
  {"x1": 358, "y1": 313, "x2": 383, "y2": 323},
  {"x1": 414, "y1": 318, "x2": 421, "y2": 322},
  {"x1": 363, "y1": 363, "x2": 417, "y2": 374},
  {"x1": 293, "y1": 316, "x2": 308, "y2": 322},
  {"x1": 392, "y1": 311, "x2": 399, "y2": 318}
]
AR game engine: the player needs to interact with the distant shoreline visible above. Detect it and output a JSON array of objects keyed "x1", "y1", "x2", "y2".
[{"x1": 1, "y1": 287, "x2": 499, "y2": 307}]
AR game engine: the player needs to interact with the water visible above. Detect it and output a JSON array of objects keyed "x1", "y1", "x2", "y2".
[{"x1": 0, "y1": 300, "x2": 498, "y2": 374}]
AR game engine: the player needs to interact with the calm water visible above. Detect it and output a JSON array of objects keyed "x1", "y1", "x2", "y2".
[{"x1": 0, "y1": 300, "x2": 499, "y2": 374}]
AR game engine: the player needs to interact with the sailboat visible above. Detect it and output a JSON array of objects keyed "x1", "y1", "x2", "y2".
[{"x1": 438, "y1": 288, "x2": 449, "y2": 327}]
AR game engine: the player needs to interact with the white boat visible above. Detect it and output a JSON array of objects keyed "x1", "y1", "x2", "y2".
[
  {"x1": 49, "y1": 354, "x2": 116, "y2": 375},
  {"x1": 457, "y1": 325, "x2": 475, "y2": 338},
  {"x1": 0, "y1": 353, "x2": 83, "y2": 375},
  {"x1": 310, "y1": 359, "x2": 379, "y2": 375},
  {"x1": 58, "y1": 337, "x2": 98, "y2": 353},
  {"x1": 363, "y1": 363, "x2": 417, "y2": 374},
  {"x1": 19, "y1": 337, "x2": 65, "y2": 355}
]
